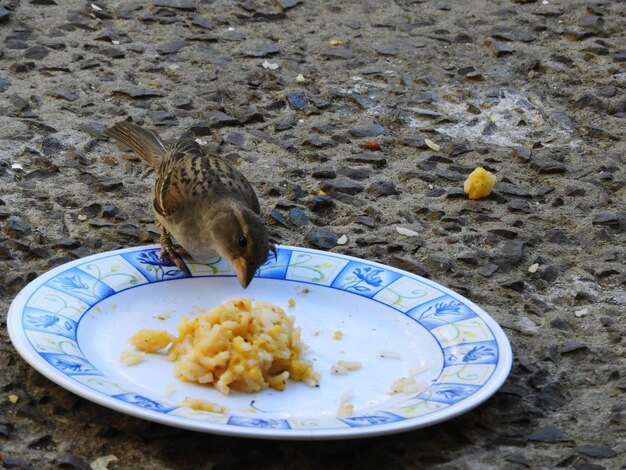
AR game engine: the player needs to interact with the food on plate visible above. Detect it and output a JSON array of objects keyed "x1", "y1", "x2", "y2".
[
  {"x1": 180, "y1": 397, "x2": 229, "y2": 414},
  {"x1": 129, "y1": 329, "x2": 176, "y2": 353},
  {"x1": 331, "y1": 360, "x2": 361, "y2": 375},
  {"x1": 125, "y1": 298, "x2": 319, "y2": 396},
  {"x1": 120, "y1": 348, "x2": 145, "y2": 366},
  {"x1": 337, "y1": 390, "x2": 354, "y2": 417},
  {"x1": 389, "y1": 377, "x2": 427, "y2": 395},
  {"x1": 463, "y1": 167, "x2": 496, "y2": 200},
  {"x1": 333, "y1": 330, "x2": 343, "y2": 340}
]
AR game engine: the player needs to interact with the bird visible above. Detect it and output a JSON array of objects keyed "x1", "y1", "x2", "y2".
[{"x1": 104, "y1": 121, "x2": 275, "y2": 288}]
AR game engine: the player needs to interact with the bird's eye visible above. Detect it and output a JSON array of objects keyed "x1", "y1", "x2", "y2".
[{"x1": 238, "y1": 235, "x2": 248, "y2": 248}]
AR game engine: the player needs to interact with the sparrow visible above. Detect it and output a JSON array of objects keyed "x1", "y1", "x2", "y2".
[{"x1": 104, "y1": 121, "x2": 275, "y2": 288}]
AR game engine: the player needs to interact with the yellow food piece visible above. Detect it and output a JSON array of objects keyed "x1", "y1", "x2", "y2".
[
  {"x1": 463, "y1": 167, "x2": 496, "y2": 200},
  {"x1": 120, "y1": 348, "x2": 145, "y2": 366},
  {"x1": 168, "y1": 298, "x2": 319, "y2": 395},
  {"x1": 181, "y1": 397, "x2": 229, "y2": 414},
  {"x1": 129, "y1": 330, "x2": 176, "y2": 353},
  {"x1": 288, "y1": 298, "x2": 296, "y2": 308},
  {"x1": 333, "y1": 330, "x2": 343, "y2": 340}
]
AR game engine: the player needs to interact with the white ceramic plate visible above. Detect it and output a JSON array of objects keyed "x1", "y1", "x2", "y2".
[{"x1": 8, "y1": 245, "x2": 512, "y2": 440}]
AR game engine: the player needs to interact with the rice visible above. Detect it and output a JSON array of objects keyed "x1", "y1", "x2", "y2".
[
  {"x1": 120, "y1": 348, "x2": 145, "y2": 366},
  {"x1": 167, "y1": 298, "x2": 319, "y2": 395},
  {"x1": 331, "y1": 360, "x2": 361, "y2": 375}
]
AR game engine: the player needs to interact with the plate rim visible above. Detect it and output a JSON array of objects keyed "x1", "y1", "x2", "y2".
[{"x1": 7, "y1": 244, "x2": 513, "y2": 440}]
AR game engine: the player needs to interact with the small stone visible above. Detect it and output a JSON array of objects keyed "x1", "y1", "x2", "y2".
[
  {"x1": 537, "y1": 265, "x2": 559, "y2": 282},
  {"x1": 24, "y1": 46, "x2": 49, "y2": 60},
  {"x1": 561, "y1": 341, "x2": 588, "y2": 354},
  {"x1": 531, "y1": 157, "x2": 567, "y2": 174},
  {"x1": 287, "y1": 91, "x2": 307, "y2": 110},
  {"x1": 149, "y1": 111, "x2": 178, "y2": 126},
  {"x1": 59, "y1": 454, "x2": 90, "y2": 470},
  {"x1": 592, "y1": 213, "x2": 620, "y2": 227},
  {"x1": 528, "y1": 425, "x2": 565, "y2": 443},
  {"x1": 613, "y1": 49, "x2": 626, "y2": 62},
  {"x1": 320, "y1": 180, "x2": 364, "y2": 195},
  {"x1": 306, "y1": 195, "x2": 334, "y2": 211},
  {"x1": 7, "y1": 216, "x2": 32, "y2": 237},
  {"x1": 321, "y1": 47, "x2": 354, "y2": 60},
  {"x1": 99, "y1": 47, "x2": 125, "y2": 59},
  {"x1": 512, "y1": 145, "x2": 532, "y2": 162},
  {"x1": 191, "y1": 15, "x2": 213, "y2": 29},
  {"x1": 274, "y1": 115, "x2": 297, "y2": 131},
  {"x1": 234, "y1": 106, "x2": 263, "y2": 124},
  {"x1": 275, "y1": 0, "x2": 301, "y2": 10},
  {"x1": 311, "y1": 167, "x2": 336, "y2": 179},
  {"x1": 289, "y1": 208, "x2": 309, "y2": 226},
  {"x1": 484, "y1": 38, "x2": 514, "y2": 57},
  {"x1": 502, "y1": 279, "x2": 525, "y2": 292},
  {"x1": 157, "y1": 40, "x2": 188, "y2": 55},
  {"x1": 50, "y1": 89, "x2": 79, "y2": 101},
  {"x1": 204, "y1": 111, "x2": 239, "y2": 128},
  {"x1": 245, "y1": 43, "x2": 280, "y2": 58},
  {"x1": 306, "y1": 227, "x2": 337, "y2": 249},
  {"x1": 576, "y1": 445, "x2": 617, "y2": 459},
  {"x1": 154, "y1": 0, "x2": 196, "y2": 9},
  {"x1": 491, "y1": 240, "x2": 524, "y2": 271},
  {"x1": 340, "y1": 167, "x2": 371, "y2": 181},
  {"x1": 9, "y1": 93, "x2": 30, "y2": 111},
  {"x1": 349, "y1": 123, "x2": 385, "y2": 138},
  {"x1": 507, "y1": 199, "x2": 533, "y2": 213},
  {"x1": 346, "y1": 153, "x2": 386, "y2": 167},
  {"x1": 579, "y1": 125, "x2": 620, "y2": 142},
  {"x1": 174, "y1": 96, "x2": 193, "y2": 109},
  {"x1": 367, "y1": 181, "x2": 399, "y2": 197},
  {"x1": 94, "y1": 177, "x2": 123, "y2": 191},
  {"x1": 0, "y1": 7, "x2": 11, "y2": 22},
  {"x1": 546, "y1": 229, "x2": 567, "y2": 244},
  {"x1": 302, "y1": 135, "x2": 336, "y2": 148},
  {"x1": 387, "y1": 255, "x2": 431, "y2": 278},
  {"x1": 498, "y1": 182, "x2": 531, "y2": 197},
  {"x1": 270, "y1": 210, "x2": 288, "y2": 227},
  {"x1": 550, "y1": 318, "x2": 573, "y2": 332}
]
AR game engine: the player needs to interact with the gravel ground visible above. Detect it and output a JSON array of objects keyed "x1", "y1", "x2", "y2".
[{"x1": 1, "y1": 0, "x2": 625, "y2": 468}]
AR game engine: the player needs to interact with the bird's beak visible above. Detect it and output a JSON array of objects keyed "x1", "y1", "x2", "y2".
[{"x1": 232, "y1": 257, "x2": 253, "y2": 288}]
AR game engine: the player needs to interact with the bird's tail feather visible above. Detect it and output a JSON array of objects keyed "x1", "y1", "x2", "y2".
[{"x1": 105, "y1": 122, "x2": 166, "y2": 169}]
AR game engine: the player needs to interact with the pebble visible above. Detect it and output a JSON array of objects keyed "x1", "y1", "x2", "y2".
[
  {"x1": 7, "y1": 216, "x2": 32, "y2": 237},
  {"x1": 531, "y1": 157, "x2": 567, "y2": 173},
  {"x1": 191, "y1": 15, "x2": 213, "y2": 30},
  {"x1": 527, "y1": 425, "x2": 565, "y2": 443},
  {"x1": 287, "y1": 91, "x2": 307, "y2": 110},
  {"x1": 346, "y1": 153, "x2": 386, "y2": 167},
  {"x1": 94, "y1": 177, "x2": 123, "y2": 191},
  {"x1": 340, "y1": 167, "x2": 371, "y2": 180},
  {"x1": 348, "y1": 123, "x2": 385, "y2": 138},
  {"x1": 24, "y1": 46, "x2": 49, "y2": 60},
  {"x1": 204, "y1": 111, "x2": 239, "y2": 128},
  {"x1": 502, "y1": 279, "x2": 525, "y2": 292},
  {"x1": 59, "y1": 454, "x2": 90, "y2": 470},
  {"x1": 561, "y1": 341, "x2": 588, "y2": 354},
  {"x1": 245, "y1": 43, "x2": 280, "y2": 58},
  {"x1": 321, "y1": 46, "x2": 354, "y2": 60},
  {"x1": 306, "y1": 195, "x2": 334, "y2": 211},
  {"x1": 507, "y1": 199, "x2": 533, "y2": 213},
  {"x1": 311, "y1": 167, "x2": 336, "y2": 179},
  {"x1": 156, "y1": 40, "x2": 188, "y2": 55},
  {"x1": 491, "y1": 240, "x2": 524, "y2": 271},
  {"x1": 149, "y1": 111, "x2": 178, "y2": 126},
  {"x1": 0, "y1": 7, "x2": 10, "y2": 22},
  {"x1": 592, "y1": 213, "x2": 620, "y2": 227},
  {"x1": 305, "y1": 227, "x2": 337, "y2": 249},
  {"x1": 9, "y1": 94, "x2": 30, "y2": 111},
  {"x1": 154, "y1": 0, "x2": 196, "y2": 10},
  {"x1": 576, "y1": 445, "x2": 617, "y2": 459},
  {"x1": 50, "y1": 89, "x2": 79, "y2": 102},
  {"x1": 320, "y1": 179, "x2": 364, "y2": 195},
  {"x1": 387, "y1": 255, "x2": 431, "y2": 278},
  {"x1": 484, "y1": 38, "x2": 514, "y2": 57},
  {"x1": 270, "y1": 210, "x2": 288, "y2": 227},
  {"x1": 289, "y1": 208, "x2": 309, "y2": 226},
  {"x1": 550, "y1": 318, "x2": 573, "y2": 332},
  {"x1": 367, "y1": 181, "x2": 399, "y2": 197}
]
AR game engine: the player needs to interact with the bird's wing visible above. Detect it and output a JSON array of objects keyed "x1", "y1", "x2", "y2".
[{"x1": 153, "y1": 138, "x2": 261, "y2": 219}]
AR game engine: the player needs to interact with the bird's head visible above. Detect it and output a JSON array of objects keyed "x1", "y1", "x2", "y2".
[{"x1": 212, "y1": 205, "x2": 274, "y2": 288}]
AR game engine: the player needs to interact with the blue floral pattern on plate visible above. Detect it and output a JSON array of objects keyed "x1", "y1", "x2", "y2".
[
  {"x1": 8, "y1": 244, "x2": 512, "y2": 439},
  {"x1": 331, "y1": 261, "x2": 402, "y2": 298}
]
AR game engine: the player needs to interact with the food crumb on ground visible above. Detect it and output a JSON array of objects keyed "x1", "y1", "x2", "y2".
[{"x1": 463, "y1": 167, "x2": 496, "y2": 200}]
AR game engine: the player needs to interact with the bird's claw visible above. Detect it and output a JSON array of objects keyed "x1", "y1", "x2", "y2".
[
  {"x1": 160, "y1": 228, "x2": 191, "y2": 276},
  {"x1": 269, "y1": 243, "x2": 278, "y2": 261}
]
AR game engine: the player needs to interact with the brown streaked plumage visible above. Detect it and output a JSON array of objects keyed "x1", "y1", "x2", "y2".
[{"x1": 105, "y1": 121, "x2": 274, "y2": 288}]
